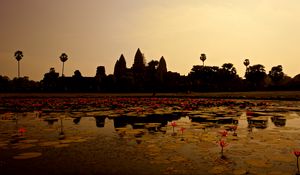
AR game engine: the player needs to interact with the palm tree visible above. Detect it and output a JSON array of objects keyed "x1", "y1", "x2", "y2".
[
  {"x1": 59, "y1": 53, "x2": 68, "y2": 77},
  {"x1": 14, "y1": 50, "x2": 23, "y2": 78},
  {"x1": 243, "y1": 59, "x2": 250, "y2": 75},
  {"x1": 243, "y1": 59, "x2": 250, "y2": 67},
  {"x1": 200, "y1": 53, "x2": 206, "y2": 66}
]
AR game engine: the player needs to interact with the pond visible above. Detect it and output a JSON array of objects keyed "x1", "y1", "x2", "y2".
[{"x1": 0, "y1": 97, "x2": 300, "y2": 175}]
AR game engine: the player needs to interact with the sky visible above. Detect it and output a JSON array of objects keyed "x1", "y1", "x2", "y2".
[{"x1": 1, "y1": 0, "x2": 300, "y2": 81}]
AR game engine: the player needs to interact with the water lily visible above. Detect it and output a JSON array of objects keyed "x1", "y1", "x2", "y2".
[
  {"x1": 180, "y1": 127, "x2": 185, "y2": 135},
  {"x1": 294, "y1": 150, "x2": 300, "y2": 174},
  {"x1": 170, "y1": 121, "x2": 177, "y2": 134},
  {"x1": 219, "y1": 140, "x2": 228, "y2": 158},
  {"x1": 18, "y1": 128, "x2": 26, "y2": 136},
  {"x1": 219, "y1": 130, "x2": 228, "y2": 137}
]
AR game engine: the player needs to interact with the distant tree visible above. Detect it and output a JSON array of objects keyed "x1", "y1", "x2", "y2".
[
  {"x1": 243, "y1": 59, "x2": 250, "y2": 78},
  {"x1": 164, "y1": 71, "x2": 183, "y2": 92},
  {"x1": 245, "y1": 64, "x2": 267, "y2": 90},
  {"x1": 42, "y1": 67, "x2": 60, "y2": 91},
  {"x1": 290, "y1": 74, "x2": 300, "y2": 90},
  {"x1": 221, "y1": 63, "x2": 237, "y2": 75},
  {"x1": 14, "y1": 50, "x2": 23, "y2": 78},
  {"x1": 200, "y1": 53, "x2": 207, "y2": 66},
  {"x1": 59, "y1": 53, "x2": 68, "y2": 77},
  {"x1": 220, "y1": 63, "x2": 243, "y2": 91},
  {"x1": 73, "y1": 70, "x2": 82, "y2": 78},
  {"x1": 71, "y1": 70, "x2": 84, "y2": 91},
  {"x1": 243, "y1": 59, "x2": 250, "y2": 67},
  {"x1": 11, "y1": 76, "x2": 39, "y2": 92},
  {"x1": 188, "y1": 65, "x2": 220, "y2": 91},
  {"x1": 268, "y1": 65, "x2": 284, "y2": 83},
  {"x1": 0, "y1": 75, "x2": 10, "y2": 91},
  {"x1": 147, "y1": 60, "x2": 159, "y2": 71}
]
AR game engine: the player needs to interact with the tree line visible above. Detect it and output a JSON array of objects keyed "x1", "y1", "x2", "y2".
[{"x1": 1, "y1": 48, "x2": 300, "y2": 92}]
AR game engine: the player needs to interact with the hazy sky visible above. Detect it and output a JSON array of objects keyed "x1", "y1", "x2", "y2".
[{"x1": 1, "y1": 0, "x2": 300, "y2": 80}]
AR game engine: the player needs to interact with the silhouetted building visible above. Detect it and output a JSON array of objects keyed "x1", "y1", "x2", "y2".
[
  {"x1": 96, "y1": 66, "x2": 106, "y2": 79},
  {"x1": 114, "y1": 54, "x2": 127, "y2": 80},
  {"x1": 157, "y1": 56, "x2": 167, "y2": 83}
]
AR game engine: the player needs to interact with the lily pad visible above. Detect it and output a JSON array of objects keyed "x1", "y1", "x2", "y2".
[
  {"x1": 39, "y1": 141, "x2": 60, "y2": 147},
  {"x1": 13, "y1": 143, "x2": 35, "y2": 149},
  {"x1": 245, "y1": 159, "x2": 272, "y2": 168},
  {"x1": 268, "y1": 154, "x2": 293, "y2": 163},
  {"x1": 54, "y1": 144, "x2": 70, "y2": 148},
  {"x1": 209, "y1": 165, "x2": 229, "y2": 174},
  {"x1": 232, "y1": 169, "x2": 248, "y2": 175},
  {"x1": 13, "y1": 152, "x2": 42, "y2": 159}
]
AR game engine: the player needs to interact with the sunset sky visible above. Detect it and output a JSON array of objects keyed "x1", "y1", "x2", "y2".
[{"x1": 1, "y1": 0, "x2": 300, "y2": 81}]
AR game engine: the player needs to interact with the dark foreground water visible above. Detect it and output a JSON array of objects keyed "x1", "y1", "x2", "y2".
[{"x1": 1, "y1": 98, "x2": 300, "y2": 175}]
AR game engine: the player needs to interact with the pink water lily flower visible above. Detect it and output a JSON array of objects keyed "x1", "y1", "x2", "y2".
[
  {"x1": 294, "y1": 150, "x2": 300, "y2": 157},
  {"x1": 219, "y1": 140, "x2": 228, "y2": 158},
  {"x1": 170, "y1": 121, "x2": 177, "y2": 134},
  {"x1": 18, "y1": 128, "x2": 26, "y2": 135},
  {"x1": 294, "y1": 150, "x2": 300, "y2": 174},
  {"x1": 170, "y1": 121, "x2": 177, "y2": 127},
  {"x1": 180, "y1": 127, "x2": 186, "y2": 134},
  {"x1": 219, "y1": 130, "x2": 228, "y2": 137}
]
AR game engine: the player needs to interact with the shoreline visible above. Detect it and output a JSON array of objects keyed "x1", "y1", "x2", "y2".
[{"x1": 1, "y1": 91, "x2": 300, "y2": 100}]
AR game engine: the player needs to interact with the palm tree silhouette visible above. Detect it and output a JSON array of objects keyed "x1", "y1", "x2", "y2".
[
  {"x1": 243, "y1": 59, "x2": 250, "y2": 68},
  {"x1": 14, "y1": 50, "x2": 23, "y2": 78},
  {"x1": 200, "y1": 53, "x2": 206, "y2": 66},
  {"x1": 59, "y1": 53, "x2": 68, "y2": 77},
  {"x1": 243, "y1": 59, "x2": 250, "y2": 75}
]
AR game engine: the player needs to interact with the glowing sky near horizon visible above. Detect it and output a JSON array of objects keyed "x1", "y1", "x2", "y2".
[{"x1": 1, "y1": 0, "x2": 300, "y2": 80}]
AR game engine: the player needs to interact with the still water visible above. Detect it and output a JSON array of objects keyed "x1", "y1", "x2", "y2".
[{"x1": 1, "y1": 99, "x2": 300, "y2": 175}]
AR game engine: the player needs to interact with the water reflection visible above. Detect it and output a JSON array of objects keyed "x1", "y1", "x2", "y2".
[
  {"x1": 113, "y1": 114, "x2": 181, "y2": 129},
  {"x1": 247, "y1": 117, "x2": 268, "y2": 129},
  {"x1": 59, "y1": 117, "x2": 65, "y2": 140},
  {"x1": 44, "y1": 117, "x2": 58, "y2": 125},
  {"x1": 95, "y1": 116, "x2": 105, "y2": 128},
  {"x1": 1, "y1": 110, "x2": 300, "y2": 144},
  {"x1": 271, "y1": 116, "x2": 286, "y2": 127},
  {"x1": 73, "y1": 117, "x2": 81, "y2": 124}
]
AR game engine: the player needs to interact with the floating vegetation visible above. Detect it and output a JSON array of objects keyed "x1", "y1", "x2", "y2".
[{"x1": 13, "y1": 152, "x2": 42, "y2": 159}]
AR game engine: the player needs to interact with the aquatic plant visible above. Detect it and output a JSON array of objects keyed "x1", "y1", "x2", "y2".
[
  {"x1": 294, "y1": 150, "x2": 300, "y2": 174},
  {"x1": 170, "y1": 121, "x2": 177, "y2": 134},
  {"x1": 18, "y1": 128, "x2": 26, "y2": 136},
  {"x1": 179, "y1": 127, "x2": 185, "y2": 135},
  {"x1": 229, "y1": 125, "x2": 238, "y2": 136},
  {"x1": 59, "y1": 117, "x2": 65, "y2": 140},
  {"x1": 179, "y1": 127, "x2": 186, "y2": 140},
  {"x1": 219, "y1": 130, "x2": 228, "y2": 137},
  {"x1": 219, "y1": 140, "x2": 228, "y2": 158}
]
